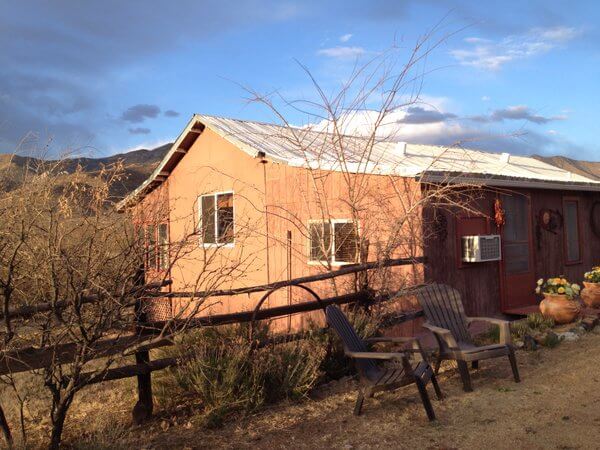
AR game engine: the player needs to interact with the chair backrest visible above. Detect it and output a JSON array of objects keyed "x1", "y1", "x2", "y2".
[
  {"x1": 325, "y1": 305, "x2": 381, "y2": 381},
  {"x1": 416, "y1": 283, "x2": 473, "y2": 345}
]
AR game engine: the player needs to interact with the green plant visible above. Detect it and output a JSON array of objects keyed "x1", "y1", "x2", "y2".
[
  {"x1": 156, "y1": 323, "x2": 325, "y2": 428},
  {"x1": 511, "y1": 313, "x2": 555, "y2": 342},
  {"x1": 526, "y1": 313, "x2": 555, "y2": 330},
  {"x1": 584, "y1": 267, "x2": 600, "y2": 283},
  {"x1": 536, "y1": 277, "x2": 581, "y2": 299}
]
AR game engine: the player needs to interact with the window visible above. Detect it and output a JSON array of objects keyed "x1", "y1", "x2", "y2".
[
  {"x1": 563, "y1": 198, "x2": 581, "y2": 264},
  {"x1": 308, "y1": 220, "x2": 358, "y2": 264},
  {"x1": 142, "y1": 223, "x2": 169, "y2": 271},
  {"x1": 199, "y1": 192, "x2": 234, "y2": 245},
  {"x1": 158, "y1": 223, "x2": 169, "y2": 270}
]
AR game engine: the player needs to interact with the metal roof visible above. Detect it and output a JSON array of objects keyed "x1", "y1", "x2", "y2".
[{"x1": 118, "y1": 114, "x2": 600, "y2": 209}]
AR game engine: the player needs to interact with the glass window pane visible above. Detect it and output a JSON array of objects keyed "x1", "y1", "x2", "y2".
[
  {"x1": 147, "y1": 224, "x2": 156, "y2": 270},
  {"x1": 309, "y1": 222, "x2": 331, "y2": 261},
  {"x1": 564, "y1": 201, "x2": 580, "y2": 262},
  {"x1": 201, "y1": 195, "x2": 216, "y2": 244},
  {"x1": 216, "y1": 193, "x2": 234, "y2": 244},
  {"x1": 334, "y1": 222, "x2": 358, "y2": 263},
  {"x1": 158, "y1": 223, "x2": 169, "y2": 270}
]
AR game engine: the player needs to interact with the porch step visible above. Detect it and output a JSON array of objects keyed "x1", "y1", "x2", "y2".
[{"x1": 505, "y1": 305, "x2": 600, "y2": 318}]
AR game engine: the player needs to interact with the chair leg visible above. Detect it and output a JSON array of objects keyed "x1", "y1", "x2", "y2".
[
  {"x1": 472, "y1": 360, "x2": 479, "y2": 370},
  {"x1": 415, "y1": 378, "x2": 436, "y2": 421},
  {"x1": 434, "y1": 355, "x2": 442, "y2": 375},
  {"x1": 431, "y1": 372, "x2": 444, "y2": 400},
  {"x1": 457, "y1": 361, "x2": 473, "y2": 392},
  {"x1": 354, "y1": 389, "x2": 365, "y2": 416},
  {"x1": 507, "y1": 347, "x2": 521, "y2": 383}
]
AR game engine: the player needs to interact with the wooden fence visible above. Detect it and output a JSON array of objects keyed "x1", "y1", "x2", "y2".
[{"x1": 0, "y1": 257, "x2": 427, "y2": 429}]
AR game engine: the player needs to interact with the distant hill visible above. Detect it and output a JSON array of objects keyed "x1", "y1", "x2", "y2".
[
  {"x1": 534, "y1": 155, "x2": 600, "y2": 181},
  {"x1": 0, "y1": 143, "x2": 172, "y2": 198},
  {"x1": 2, "y1": 144, "x2": 599, "y2": 200}
]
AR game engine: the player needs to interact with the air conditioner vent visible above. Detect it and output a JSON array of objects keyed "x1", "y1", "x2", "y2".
[{"x1": 462, "y1": 235, "x2": 502, "y2": 262}]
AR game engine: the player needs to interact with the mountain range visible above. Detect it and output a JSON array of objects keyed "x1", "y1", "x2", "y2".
[{"x1": 1, "y1": 144, "x2": 598, "y2": 199}]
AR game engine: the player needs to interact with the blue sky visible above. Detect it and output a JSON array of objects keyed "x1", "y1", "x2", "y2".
[{"x1": 1, "y1": 0, "x2": 599, "y2": 160}]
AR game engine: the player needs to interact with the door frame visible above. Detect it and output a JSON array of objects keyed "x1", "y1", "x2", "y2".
[{"x1": 498, "y1": 192, "x2": 536, "y2": 312}]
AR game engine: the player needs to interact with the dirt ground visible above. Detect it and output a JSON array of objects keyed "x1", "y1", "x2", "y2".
[
  {"x1": 57, "y1": 327, "x2": 600, "y2": 450},
  {"x1": 12, "y1": 328, "x2": 600, "y2": 449}
]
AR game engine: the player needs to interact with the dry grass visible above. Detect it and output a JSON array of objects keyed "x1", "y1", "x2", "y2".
[{"x1": 9, "y1": 330, "x2": 600, "y2": 449}]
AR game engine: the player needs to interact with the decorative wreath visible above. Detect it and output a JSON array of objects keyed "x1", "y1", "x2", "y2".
[
  {"x1": 537, "y1": 208, "x2": 563, "y2": 234},
  {"x1": 591, "y1": 201, "x2": 600, "y2": 239}
]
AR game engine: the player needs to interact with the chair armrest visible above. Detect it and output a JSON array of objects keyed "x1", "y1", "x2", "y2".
[
  {"x1": 466, "y1": 317, "x2": 512, "y2": 345},
  {"x1": 364, "y1": 336, "x2": 416, "y2": 344},
  {"x1": 345, "y1": 351, "x2": 407, "y2": 361},
  {"x1": 422, "y1": 322, "x2": 460, "y2": 350},
  {"x1": 365, "y1": 336, "x2": 429, "y2": 362}
]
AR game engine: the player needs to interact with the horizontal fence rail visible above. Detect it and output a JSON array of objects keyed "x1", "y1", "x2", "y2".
[
  {"x1": 0, "y1": 256, "x2": 428, "y2": 430},
  {"x1": 0, "y1": 280, "x2": 172, "y2": 322},
  {"x1": 148, "y1": 256, "x2": 427, "y2": 298}
]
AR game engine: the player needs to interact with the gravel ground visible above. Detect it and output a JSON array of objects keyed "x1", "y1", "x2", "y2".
[{"x1": 106, "y1": 327, "x2": 600, "y2": 450}]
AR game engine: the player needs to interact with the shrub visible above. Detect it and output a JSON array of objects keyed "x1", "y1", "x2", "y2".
[{"x1": 156, "y1": 323, "x2": 325, "y2": 428}]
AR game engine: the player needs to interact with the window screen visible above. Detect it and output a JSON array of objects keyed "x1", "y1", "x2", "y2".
[
  {"x1": 334, "y1": 222, "x2": 358, "y2": 263},
  {"x1": 564, "y1": 200, "x2": 581, "y2": 262}
]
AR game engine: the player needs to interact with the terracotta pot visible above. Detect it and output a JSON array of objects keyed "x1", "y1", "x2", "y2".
[
  {"x1": 582, "y1": 282, "x2": 600, "y2": 308},
  {"x1": 539, "y1": 293, "x2": 581, "y2": 324}
]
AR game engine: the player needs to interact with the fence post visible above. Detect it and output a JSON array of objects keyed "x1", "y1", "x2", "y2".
[{"x1": 132, "y1": 265, "x2": 153, "y2": 425}]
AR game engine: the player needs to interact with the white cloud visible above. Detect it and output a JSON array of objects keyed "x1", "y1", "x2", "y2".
[
  {"x1": 302, "y1": 104, "x2": 582, "y2": 157},
  {"x1": 481, "y1": 95, "x2": 491, "y2": 101},
  {"x1": 317, "y1": 46, "x2": 365, "y2": 59},
  {"x1": 339, "y1": 33, "x2": 353, "y2": 43},
  {"x1": 451, "y1": 26, "x2": 583, "y2": 71}
]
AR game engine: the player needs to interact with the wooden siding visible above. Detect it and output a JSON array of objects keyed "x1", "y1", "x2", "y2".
[{"x1": 424, "y1": 187, "x2": 600, "y2": 316}]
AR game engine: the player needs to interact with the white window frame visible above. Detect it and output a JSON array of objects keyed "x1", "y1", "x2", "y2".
[
  {"x1": 307, "y1": 219, "x2": 359, "y2": 266},
  {"x1": 198, "y1": 191, "x2": 235, "y2": 248}
]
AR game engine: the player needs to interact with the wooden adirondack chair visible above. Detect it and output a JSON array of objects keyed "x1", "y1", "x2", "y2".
[
  {"x1": 325, "y1": 305, "x2": 443, "y2": 420},
  {"x1": 416, "y1": 283, "x2": 520, "y2": 392}
]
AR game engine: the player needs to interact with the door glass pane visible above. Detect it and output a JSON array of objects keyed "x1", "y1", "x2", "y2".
[
  {"x1": 502, "y1": 195, "x2": 530, "y2": 274},
  {"x1": 504, "y1": 243, "x2": 529, "y2": 274},
  {"x1": 564, "y1": 200, "x2": 580, "y2": 262},
  {"x1": 502, "y1": 195, "x2": 529, "y2": 241}
]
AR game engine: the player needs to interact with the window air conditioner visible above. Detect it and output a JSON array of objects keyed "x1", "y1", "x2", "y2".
[{"x1": 461, "y1": 235, "x2": 502, "y2": 262}]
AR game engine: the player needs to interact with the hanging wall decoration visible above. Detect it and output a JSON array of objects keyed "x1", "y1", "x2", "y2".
[
  {"x1": 535, "y1": 208, "x2": 563, "y2": 250},
  {"x1": 494, "y1": 198, "x2": 505, "y2": 229}
]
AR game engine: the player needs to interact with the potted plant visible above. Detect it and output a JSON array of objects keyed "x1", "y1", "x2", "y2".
[
  {"x1": 582, "y1": 266, "x2": 600, "y2": 307},
  {"x1": 536, "y1": 277, "x2": 582, "y2": 324}
]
